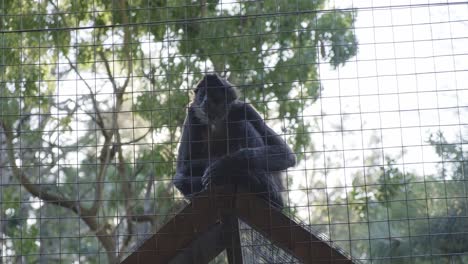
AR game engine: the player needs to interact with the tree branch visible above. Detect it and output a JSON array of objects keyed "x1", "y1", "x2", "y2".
[
  {"x1": 63, "y1": 53, "x2": 108, "y2": 139},
  {"x1": 89, "y1": 135, "x2": 113, "y2": 215},
  {"x1": 116, "y1": 121, "x2": 134, "y2": 252},
  {"x1": 121, "y1": 128, "x2": 152, "y2": 145},
  {"x1": 131, "y1": 215, "x2": 154, "y2": 222},
  {"x1": 119, "y1": 0, "x2": 133, "y2": 92},
  {"x1": 2, "y1": 122, "x2": 80, "y2": 213},
  {"x1": 48, "y1": 0, "x2": 108, "y2": 139},
  {"x1": 1, "y1": 121, "x2": 118, "y2": 263},
  {"x1": 98, "y1": 50, "x2": 118, "y2": 92}
]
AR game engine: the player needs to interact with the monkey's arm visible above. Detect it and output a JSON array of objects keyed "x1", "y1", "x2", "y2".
[
  {"x1": 201, "y1": 104, "x2": 296, "y2": 187},
  {"x1": 173, "y1": 114, "x2": 205, "y2": 197},
  {"x1": 240, "y1": 103, "x2": 296, "y2": 171}
]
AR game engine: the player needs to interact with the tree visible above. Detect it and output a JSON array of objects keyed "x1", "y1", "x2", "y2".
[
  {"x1": 0, "y1": 0, "x2": 357, "y2": 262},
  {"x1": 346, "y1": 132, "x2": 468, "y2": 263}
]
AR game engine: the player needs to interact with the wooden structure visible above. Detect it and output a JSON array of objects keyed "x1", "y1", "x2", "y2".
[{"x1": 121, "y1": 186, "x2": 355, "y2": 264}]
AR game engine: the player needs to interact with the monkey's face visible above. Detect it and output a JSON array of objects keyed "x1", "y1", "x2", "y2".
[
  {"x1": 192, "y1": 74, "x2": 238, "y2": 124},
  {"x1": 194, "y1": 86, "x2": 232, "y2": 122}
]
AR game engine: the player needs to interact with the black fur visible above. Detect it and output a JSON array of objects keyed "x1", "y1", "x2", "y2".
[{"x1": 173, "y1": 74, "x2": 296, "y2": 207}]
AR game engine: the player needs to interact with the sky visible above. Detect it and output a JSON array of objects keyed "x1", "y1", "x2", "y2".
[
  {"x1": 317, "y1": 0, "x2": 467, "y2": 177},
  {"x1": 281, "y1": 0, "x2": 468, "y2": 218}
]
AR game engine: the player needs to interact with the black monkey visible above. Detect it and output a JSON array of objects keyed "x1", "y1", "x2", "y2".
[{"x1": 173, "y1": 74, "x2": 296, "y2": 207}]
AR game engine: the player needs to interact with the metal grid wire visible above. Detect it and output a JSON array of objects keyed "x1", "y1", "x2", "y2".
[
  {"x1": 238, "y1": 219, "x2": 300, "y2": 264},
  {"x1": 1, "y1": 0, "x2": 468, "y2": 263}
]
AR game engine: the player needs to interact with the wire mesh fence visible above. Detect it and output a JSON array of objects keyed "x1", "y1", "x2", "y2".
[{"x1": 1, "y1": 0, "x2": 468, "y2": 263}]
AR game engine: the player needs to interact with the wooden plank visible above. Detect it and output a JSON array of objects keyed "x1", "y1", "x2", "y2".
[
  {"x1": 223, "y1": 216, "x2": 243, "y2": 264},
  {"x1": 235, "y1": 192, "x2": 354, "y2": 264},
  {"x1": 168, "y1": 223, "x2": 226, "y2": 264},
  {"x1": 121, "y1": 186, "x2": 355, "y2": 264},
  {"x1": 121, "y1": 190, "x2": 236, "y2": 264}
]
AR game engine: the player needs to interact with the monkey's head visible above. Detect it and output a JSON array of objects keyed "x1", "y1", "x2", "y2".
[{"x1": 192, "y1": 74, "x2": 238, "y2": 123}]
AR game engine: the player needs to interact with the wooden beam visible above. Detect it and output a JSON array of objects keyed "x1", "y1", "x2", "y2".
[
  {"x1": 121, "y1": 186, "x2": 356, "y2": 264},
  {"x1": 120, "y1": 190, "x2": 236, "y2": 264},
  {"x1": 235, "y1": 192, "x2": 354, "y2": 264},
  {"x1": 223, "y1": 215, "x2": 243, "y2": 264},
  {"x1": 168, "y1": 223, "x2": 226, "y2": 264}
]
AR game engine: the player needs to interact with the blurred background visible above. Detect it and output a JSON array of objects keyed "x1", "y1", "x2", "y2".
[{"x1": 1, "y1": 0, "x2": 467, "y2": 263}]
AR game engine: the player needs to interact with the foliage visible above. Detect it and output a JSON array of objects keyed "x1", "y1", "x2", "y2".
[
  {"x1": 345, "y1": 133, "x2": 468, "y2": 263},
  {"x1": 0, "y1": 0, "x2": 357, "y2": 263}
]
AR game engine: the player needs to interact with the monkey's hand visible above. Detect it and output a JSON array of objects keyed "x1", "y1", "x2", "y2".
[
  {"x1": 201, "y1": 159, "x2": 224, "y2": 188},
  {"x1": 201, "y1": 157, "x2": 243, "y2": 188},
  {"x1": 201, "y1": 151, "x2": 259, "y2": 189}
]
